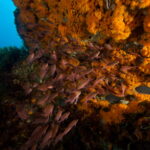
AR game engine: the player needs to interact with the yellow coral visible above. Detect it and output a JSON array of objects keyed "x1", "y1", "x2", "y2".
[
  {"x1": 123, "y1": 0, "x2": 150, "y2": 9},
  {"x1": 91, "y1": 99, "x2": 110, "y2": 108},
  {"x1": 126, "y1": 100, "x2": 144, "y2": 114},
  {"x1": 100, "y1": 104, "x2": 127, "y2": 124},
  {"x1": 141, "y1": 46, "x2": 150, "y2": 57},
  {"x1": 144, "y1": 8, "x2": 150, "y2": 33},
  {"x1": 110, "y1": 5, "x2": 132, "y2": 41},
  {"x1": 68, "y1": 57, "x2": 80, "y2": 67},
  {"x1": 139, "y1": 58, "x2": 150, "y2": 74},
  {"x1": 112, "y1": 49, "x2": 137, "y2": 65},
  {"x1": 134, "y1": 92, "x2": 150, "y2": 102}
]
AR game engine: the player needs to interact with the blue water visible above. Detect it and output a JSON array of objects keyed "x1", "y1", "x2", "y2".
[{"x1": 0, "y1": 0, "x2": 23, "y2": 48}]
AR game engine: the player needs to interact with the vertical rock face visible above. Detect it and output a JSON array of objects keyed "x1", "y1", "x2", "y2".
[
  {"x1": 10, "y1": 0, "x2": 150, "y2": 150},
  {"x1": 13, "y1": 0, "x2": 150, "y2": 46}
]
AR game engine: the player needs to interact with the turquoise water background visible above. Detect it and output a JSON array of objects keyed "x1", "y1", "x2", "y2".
[{"x1": 0, "y1": 0, "x2": 22, "y2": 48}]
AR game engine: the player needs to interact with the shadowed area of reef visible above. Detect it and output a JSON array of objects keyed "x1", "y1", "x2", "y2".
[{"x1": 0, "y1": 46, "x2": 29, "y2": 149}]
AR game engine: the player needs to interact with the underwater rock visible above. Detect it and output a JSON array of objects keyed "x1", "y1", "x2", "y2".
[{"x1": 5, "y1": 0, "x2": 150, "y2": 149}]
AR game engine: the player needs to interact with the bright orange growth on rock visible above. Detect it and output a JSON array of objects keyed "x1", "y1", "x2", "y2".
[{"x1": 13, "y1": 0, "x2": 150, "y2": 45}]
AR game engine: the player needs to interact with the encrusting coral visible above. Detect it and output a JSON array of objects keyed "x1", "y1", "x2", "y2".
[{"x1": 5, "y1": 0, "x2": 150, "y2": 149}]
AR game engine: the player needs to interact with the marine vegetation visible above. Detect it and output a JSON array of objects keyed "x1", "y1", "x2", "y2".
[{"x1": 1, "y1": 0, "x2": 150, "y2": 150}]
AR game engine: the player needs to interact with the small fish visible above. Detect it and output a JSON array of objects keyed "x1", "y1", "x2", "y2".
[
  {"x1": 25, "y1": 88, "x2": 32, "y2": 95},
  {"x1": 93, "y1": 77, "x2": 104, "y2": 86},
  {"x1": 104, "y1": 43, "x2": 113, "y2": 50},
  {"x1": 67, "y1": 72, "x2": 80, "y2": 81},
  {"x1": 23, "y1": 84, "x2": 32, "y2": 95},
  {"x1": 65, "y1": 90, "x2": 81, "y2": 104},
  {"x1": 48, "y1": 93, "x2": 58, "y2": 102},
  {"x1": 41, "y1": 63, "x2": 49, "y2": 71},
  {"x1": 62, "y1": 119, "x2": 78, "y2": 135},
  {"x1": 91, "y1": 51, "x2": 101, "y2": 59},
  {"x1": 54, "y1": 73, "x2": 65, "y2": 82},
  {"x1": 59, "y1": 112, "x2": 70, "y2": 123},
  {"x1": 16, "y1": 104, "x2": 28, "y2": 120},
  {"x1": 54, "y1": 132, "x2": 64, "y2": 145},
  {"x1": 107, "y1": 61, "x2": 119, "y2": 66},
  {"x1": 49, "y1": 64, "x2": 56, "y2": 77},
  {"x1": 34, "y1": 50, "x2": 44, "y2": 59},
  {"x1": 33, "y1": 117, "x2": 49, "y2": 124},
  {"x1": 43, "y1": 104, "x2": 54, "y2": 117},
  {"x1": 60, "y1": 58, "x2": 68, "y2": 66},
  {"x1": 37, "y1": 94, "x2": 49, "y2": 105},
  {"x1": 41, "y1": 126, "x2": 56, "y2": 147},
  {"x1": 88, "y1": 42, "x2": 97, "y2": 50},
  {"x1": 25, "y1": 125, "x2": 49, "y2": 149},
  {"x1": 40, "y1": 129, "x2": 53, "y2": 148},
  {"x1": 39, "y1": 70, "x2": 47, "y2": 79},
  {"x1": 121, "y1": 83, "x2": 126, "y2": 96},
  {"x1": 31, "y1": 126, "x2": 43, "y2": 137},
  {"x1": 83, "y1": 92, "x2": 98, "y2": 103},
  {"x1": 120, "y1": 66, "x2": 135, "y2": 73},
  {"x1": 51, "y1": 124, "x2": 59, "y2": 138},
  {"x1": 26, "y1": 53, "x2": 35, "y2": 63},
  {"x1": 102, "y1": 61, "x2": 118, "y2": 70},
  {"x1": 54, "y1": 109, "x2": 64, "y2": 122},
  {"x1": 77, "y1": 79, "x2": 91, "y2": 90},
  {"x1": 31, "y1": 144, "x2": 37, "y2": 150},
  {"x1": 51, "y1": 51, "x2": 57, "y2": 62},
  {"x1": 82, "y1": 69, "x2": 93, "y2": 77},
  {"x1": 37, "y1": 84, "x2": 53, "y2": 91},
  {"x1": 32, "y1": 83, "x2": 38, "y2": 88}
]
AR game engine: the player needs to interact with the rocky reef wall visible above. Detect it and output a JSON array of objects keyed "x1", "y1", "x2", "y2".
[{"x1": 6, "y1": 0, "x2": 150, "y2": 149}]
